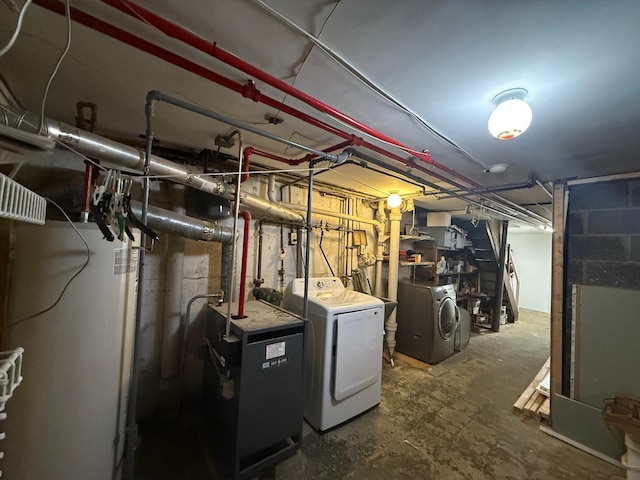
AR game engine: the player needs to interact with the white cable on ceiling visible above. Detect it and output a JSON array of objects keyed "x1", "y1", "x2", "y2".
[
  {"x1": 39, "y1": 0, "x2": 72, "y2": 134},
  {"x1": 0, "y1": 0, "x2": 33, "y2": 58},
  {"x1": 251, "y1": 0, "x2": 487, "y2": 170}
]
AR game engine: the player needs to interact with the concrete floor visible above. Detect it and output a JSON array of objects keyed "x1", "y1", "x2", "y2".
[{"x1": 135, "y1": 309, "x2": 625, "y2": 479}]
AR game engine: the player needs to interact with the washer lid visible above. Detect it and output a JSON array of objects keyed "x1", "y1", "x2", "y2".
[{"x1": 309, "y1": 289, "x2": 383, "y2": 314}]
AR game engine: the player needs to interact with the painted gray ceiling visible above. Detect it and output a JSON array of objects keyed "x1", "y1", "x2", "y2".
[{"x1": 2, "y1": 0, "x2": 639, "y2": 222}]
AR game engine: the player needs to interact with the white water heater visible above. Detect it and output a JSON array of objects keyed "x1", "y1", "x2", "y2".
[{"x1": 4, "y1": 221, "x2": 138, "y2": 480}]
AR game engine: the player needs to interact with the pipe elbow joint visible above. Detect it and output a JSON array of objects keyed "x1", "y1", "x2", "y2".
[
  {"x1": 145, "y1": 90, "x2": 162, "y2": 113},
  {"x1": 332, "y1": 150, "x2": 351, "y2": 165},
  {"x1": 243, "y1": 146, "x2": 254, "y2": 158}
]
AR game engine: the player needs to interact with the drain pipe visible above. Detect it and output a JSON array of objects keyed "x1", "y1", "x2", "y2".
[
  {"x1": 267, "y1": 174, "x2": 277, "y2": 202},
  {"x1": 385, "y1": 205, "x2": 402, "y2": 362},
  {"x1": 374, "y1": 201, "x2": 386, "y2": 297}
]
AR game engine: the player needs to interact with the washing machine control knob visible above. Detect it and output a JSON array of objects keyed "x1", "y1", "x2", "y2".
[{"x1": 317, "y1": 280, "x2": 325, "y2": 288}]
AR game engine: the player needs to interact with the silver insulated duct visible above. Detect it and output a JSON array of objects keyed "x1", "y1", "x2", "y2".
[
  {"x1": 2, "y1": 108, "x2": 230, "y2": 197},
  {"x1": 1, "y1": 108, "x2": 308, "y2": 223},
  {"x1": 130, "y1": 201, "x2": 234, "y2": 243}
]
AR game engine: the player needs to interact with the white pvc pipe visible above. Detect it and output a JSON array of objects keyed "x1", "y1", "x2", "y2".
[
  {"x1": 160, "y1": 184, "x2": 186, "y2": 380},
  {"x1": 267, "y1": 174, "x2": 277, "y2": 202},
  {"x1": 374, "y1": 201, "x2": 386, "y2": 297},
  {"x1": 624, "y1": 433, "x2": 640, "y2": 480},
  {"x1": 385, "y1": 207, "x2": 402, "y2": 359}
]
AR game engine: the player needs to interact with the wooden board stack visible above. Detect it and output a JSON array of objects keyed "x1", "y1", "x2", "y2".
[{"x1": 513, "y1": 357, "x2": 550, "y2": 423}]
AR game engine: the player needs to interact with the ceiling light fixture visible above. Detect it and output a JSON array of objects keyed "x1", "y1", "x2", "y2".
[
  {"x1": 488, "y1": 88, "x2": 532, "y2": 140},
  {"x1": 483, "y1": 163, "x2": 508, "y2": 174},
  {"x1": 386, "y1": 191, "x2": 402, "y2": 208}
]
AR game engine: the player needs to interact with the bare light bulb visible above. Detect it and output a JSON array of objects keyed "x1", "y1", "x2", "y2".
[{"x1": 386, "y1": 192, "x2": 402, "y2": 208}]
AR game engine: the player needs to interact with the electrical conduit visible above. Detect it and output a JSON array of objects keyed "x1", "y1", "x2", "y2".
[
  {"x1": 36, "y1": 0, "x2": 479, "y2": 190},
  {"x1": 95, "y1": 0, "x2": 483, "y2": 184}
]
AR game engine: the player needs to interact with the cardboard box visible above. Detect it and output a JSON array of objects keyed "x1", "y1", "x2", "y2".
[{"x1": 426, "y1": 212, "x2": 451, "y2": 227}]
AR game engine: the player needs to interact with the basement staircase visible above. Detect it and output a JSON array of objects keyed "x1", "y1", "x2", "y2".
[{"x1": 458, "y1": 219, "x2": 520, "y2": 324}]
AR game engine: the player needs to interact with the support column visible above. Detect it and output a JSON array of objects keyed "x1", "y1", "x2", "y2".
[
  {"x1": 161, "y1": 184, "x2": 186, "y2": 379},
  {"x1": 385, "y1": 207, "x2": 402, "y2": 359},
  {"x1": 374, "y1": 201, "x2": 386, "y2": 298}
]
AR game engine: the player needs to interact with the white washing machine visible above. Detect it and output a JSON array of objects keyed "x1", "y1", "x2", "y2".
[{"x1": 283, "y1": 277, "x2": 384, "y2": 432}]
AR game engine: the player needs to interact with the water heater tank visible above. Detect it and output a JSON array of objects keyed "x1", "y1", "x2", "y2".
[{"x1": 4, "y1": 221, "x2": 138, "y2": 480}]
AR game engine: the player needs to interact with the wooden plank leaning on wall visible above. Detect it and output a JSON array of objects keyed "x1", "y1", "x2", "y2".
[{"x1": 550, "y1": 182, "x2": 567, "y2": 419}]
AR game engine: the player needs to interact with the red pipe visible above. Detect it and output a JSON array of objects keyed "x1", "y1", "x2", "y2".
[
  {"x1": 93, "y1": 0, "x2": 480, "y2": 187},
  {"x1": 99, "y1": 1, "x2": 432, "y2": 158},
  {"x1": 241, "y1": 147, "x2": 251, "y2": 183},
  {"x1": 243, "y1": 139, "x2": 356, "y2": 171},
  {"x1": 236, "y1": 210, "x2": 252, "y2": 319},
  {"x1": 33, "y1": 0, "x2": 475, "y2": 190}
]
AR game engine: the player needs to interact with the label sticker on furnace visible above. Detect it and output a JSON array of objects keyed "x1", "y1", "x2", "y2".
[{"x1": 266, "y1": 341, "x2": 286, "y2": 360}]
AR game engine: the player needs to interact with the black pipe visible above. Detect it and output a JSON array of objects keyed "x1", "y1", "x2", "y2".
[
  {"x1": 319, "y1": 228, "x2": 336, "y2": 276},
  {"x1": 344, "y1": 148, "x2": 541, "y2": 225},
  {"x1": 437, "y1": 175, "x2": 538, "y2": 200},
  {"x1": 255, "y1": 222, "x2": 263, "y2": 286},
  {"x1": 296, "y1": 227, "x2": 303, "y2": 277}
]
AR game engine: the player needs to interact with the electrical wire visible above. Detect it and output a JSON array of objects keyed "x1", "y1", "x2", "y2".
[
  {"x1": 7, "y1": 197, "x2": 91, "y2": 329},
  {"x1": 0, "y1": 0, "x2": 33, "y2": 58},
  {"x1": 252, "y1": 0, "x2": 487, "y2": 170},
  {"x1": 38, "y1": 0, "x2": 72, "y2": 134}
]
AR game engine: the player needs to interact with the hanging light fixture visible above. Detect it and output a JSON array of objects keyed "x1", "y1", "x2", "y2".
[
  {"x1": 488, "y1": 88, "x2": 532, "y2": 140},
  {"x1": 386, "y1": 191, "x2": 402, "y2": 208}
]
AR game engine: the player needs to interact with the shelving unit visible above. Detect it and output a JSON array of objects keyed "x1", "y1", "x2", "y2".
[{"x1": 391, "y1": 235, "x2": 482, "y2": 314}]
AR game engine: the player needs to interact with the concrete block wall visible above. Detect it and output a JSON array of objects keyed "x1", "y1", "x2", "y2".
[
  {"x1": 563, "y1": 177, "x2": 640, "y2": 394},
  {"x1": 566, "y1": 179, "x2": 640, "y2": 290}
]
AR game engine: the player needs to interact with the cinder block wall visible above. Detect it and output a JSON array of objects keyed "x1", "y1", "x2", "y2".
[{"x1": 563, "y1": 178, "x2": 640, "y2": 393}]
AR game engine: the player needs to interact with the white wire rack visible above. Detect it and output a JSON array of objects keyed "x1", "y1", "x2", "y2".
[
  {"x1": 0, "y1": 173, "x2": 46, "y2": 224},
  {"x1": 0, "y1": 347, "x2": 24, "y2": 476}
]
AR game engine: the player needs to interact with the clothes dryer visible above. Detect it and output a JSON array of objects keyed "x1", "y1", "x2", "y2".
[
  {"x1": 283, "y1": 277, "x2": 384, "y2": 432},
  {"x1": 396, "y1": 282, "x2": 459, "y2": 364}
]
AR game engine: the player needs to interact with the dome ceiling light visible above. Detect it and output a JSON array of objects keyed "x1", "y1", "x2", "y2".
[
  {"x1": 488, "y1": 88, "x2": 532, "y2": 140},
  {"x1": 483, "y1": 163, "x2": 508, "y2": 174}
]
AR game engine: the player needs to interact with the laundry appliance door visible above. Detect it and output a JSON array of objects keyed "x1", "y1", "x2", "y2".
[
  {"x1": 437, "y1": 297, "x2": 458, "y2": 340},
  {"x1": 333, "y1": 308, "x2": 382, "y2": 401}
]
